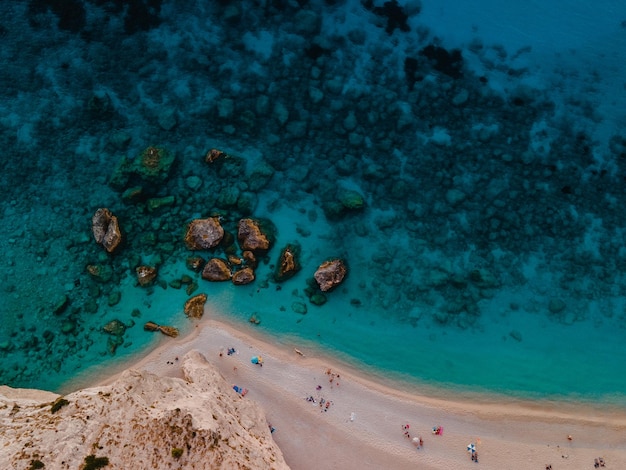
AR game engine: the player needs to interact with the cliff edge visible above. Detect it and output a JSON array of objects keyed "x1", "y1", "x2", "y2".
[{"x1": 0, "y1": 350, "x2": 289, "y2": 469}]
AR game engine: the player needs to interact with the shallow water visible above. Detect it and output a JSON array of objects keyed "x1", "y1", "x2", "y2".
[{"x1": 1, "y1": 0, "x2": 625, "y2": 402}]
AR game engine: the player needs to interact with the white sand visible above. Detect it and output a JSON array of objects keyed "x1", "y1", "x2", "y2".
[{"x1": 73, "y1": 313, "x2": 626, "y2": 470}]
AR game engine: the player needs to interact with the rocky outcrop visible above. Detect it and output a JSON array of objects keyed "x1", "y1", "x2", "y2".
[
  {"x1": 136, "y1": 265, "x2": 157, "y2": 286},
  {"x1": 186, "y1": 256, "x2": 205, "y2": 272},
  {"x1": 185, "y1": 217, "x2": 225, "y2": 250},
  {"x1": 232, "y1": 267, "x2": 255, "y2": 285},
  {"x1": 275, "y1": 244, "x2": 301, "y2": 282},
  {"x1": 184, "y1": 293, "x2": 207, "y2": 319},
  {"x1": 202, "y1": 258, "x2": 232, "y2": 282},
  {"x1": 144, "y1": 321, "x2": 179, "y2": 337},
  {"x1": 314, "y1": 259, "x2": 348, "y2": 292},
  {"x1": 0, "y1": 351, "x2": 289, "y2": 470},
  {"x1": 237, "y1": 218, "x2": 272, "y2": 252},
  {"x1": 92, "y1": 208, "x2": 122, "y2": 253}
]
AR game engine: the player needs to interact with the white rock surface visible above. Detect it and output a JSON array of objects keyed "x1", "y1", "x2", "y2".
[{"x1": 0, "y1": 350, "x2": 289, "y2": 470}]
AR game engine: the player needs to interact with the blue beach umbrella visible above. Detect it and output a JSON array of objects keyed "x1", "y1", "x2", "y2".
[
  {"x1": 467, "y1": 443, "x2": 476, "y2": 453},
  {"x1": 251, "y1": 356, "x2": 259, "y2": 364}
]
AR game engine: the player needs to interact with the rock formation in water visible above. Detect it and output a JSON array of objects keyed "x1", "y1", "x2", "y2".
[
  {"x1": 314, "y1": 259, "x2": 348, "y2": 292},
  {"x1": 185, "y1": 217, "x2": 225, "y2": 251},
  {"x1": 184, "y1": 293, "x2": 207, "y2": 318},
  {"x1": 0, "y1": 351, "x2": 289, "y2": 470},
  {"x1": 237, "y1": 218, "x2": 273, "y2": 252},
  {"x1": 91, "y1": 208, "x2": 122, "y2": 253}
]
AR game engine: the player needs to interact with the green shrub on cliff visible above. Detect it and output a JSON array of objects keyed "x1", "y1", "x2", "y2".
[
  {"x1": 82, "y1": 454, "x2": 109, "y2": 470},
  {"x1": 50, "y1": 397, "x2": 69, "y2": 414}
]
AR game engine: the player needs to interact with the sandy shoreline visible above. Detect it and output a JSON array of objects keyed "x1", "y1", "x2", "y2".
[{"x1": 66, "y1": 312, "x2": 626, "y2": 470}]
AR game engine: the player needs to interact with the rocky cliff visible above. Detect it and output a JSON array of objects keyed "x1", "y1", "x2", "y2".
[{"x1": 0, "y1": 350, "x2": 289, "y2": 469}]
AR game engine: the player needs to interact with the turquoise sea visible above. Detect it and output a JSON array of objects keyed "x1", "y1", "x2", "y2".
[{"x1": 1, "y1": 0, "x2": 626, "y2": 405}]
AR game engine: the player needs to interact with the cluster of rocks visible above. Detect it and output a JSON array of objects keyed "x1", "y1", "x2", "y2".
[
  {"x1": 184, "y1": 214, "x2": 348, "y2": 297},
  {"x1": 84, "y1": 142, "x2": 351, "y2": 349},
  {"x1": 2, "y1": 0, "x2": 625, "y2": 392}
]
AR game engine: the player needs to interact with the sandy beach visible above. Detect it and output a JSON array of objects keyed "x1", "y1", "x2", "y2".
[{"x1": 73, "y1": 313, "x2": 626, "y2": 470}]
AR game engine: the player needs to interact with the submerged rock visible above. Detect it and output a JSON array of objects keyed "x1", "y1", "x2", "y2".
[
  {"x1": 147, "y1": 195, "x2": 175, "y2": 212},
  {"x1": 291, "y1": 302, "x2": 307, "y2": 314},
  {"x1": 309, "y1": 293, "x2": 327, "y2": 306},
  {"x1": 248, "y1": 160, "x2": 275, "y2": 191},
  {"x1": 102, "y1": 319, "x2": 126, "y2": 336},
  {"x1": 137, "y1": 146, "x2": 175, "y2": 182},
  {"x1": 92, "y1": 208, "x2": 122, "y2": 253},
  {"x1": 314, "y1": 259, "x2": 348, "y2": 292},
  {"x1": 184, "y1": 293, "x2": 207, "y2": 319},
  {"x1": 548, "y1": 298, "x2": 567, "y2": 314},
  {"x1": 52, "y1": 294, "x2": 69, "y2": 315},
  {"x1": 338, "y1": 189, "x2": 365, "y2": 210},
  {"x1": 184, "y1": 218, "x2": 225, "y2": 250},
  {"x1": 109, "y1": 146, "x2": 176, "y2": 191}
]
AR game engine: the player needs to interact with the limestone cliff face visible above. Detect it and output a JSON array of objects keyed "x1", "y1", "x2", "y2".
[{"x1": 0, "y1": 350, "x2": 289, "y2": 470}]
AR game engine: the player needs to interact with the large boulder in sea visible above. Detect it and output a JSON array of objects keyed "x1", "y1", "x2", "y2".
[
  {"x1": 237, "y1": 218, "x2": 274, "y2": 252},
  {"x1": 184, "y1": 217, "x2": 225, "y2": 250},
  {"x1": 184, "y1": 293, "x2": 207, "y2": 319},
  {"x1": 0, "y1": 351, "x2": 289, "y2": 470},
  {"x1": 232, "y1": 267, "x2": 255, "y2": 285},
  {"x1": 274, "y1": 244, "x2": 301, "y2": 282},
  {"x1": 92, "y1": 208, "x2": 122, "y2": 253},
  {"x1": 201, "y1": 258, "x2": 232, "y2": 281},
  {"x1": 314, "y1": 259, "x2": 348, "y2": 292},
  {"x1": 136, "y1": 265, "x2": 157, "y2": 286}
]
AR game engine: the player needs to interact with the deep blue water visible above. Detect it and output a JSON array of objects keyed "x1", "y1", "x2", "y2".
[{"x1": 1, "y1": 0, "x2": 626, "y2": 403}]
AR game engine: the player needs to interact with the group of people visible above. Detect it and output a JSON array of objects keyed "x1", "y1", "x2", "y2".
[
  {"x1": 219, "y1": 347, "x2": 236, "y2": 357},
  {"x1": 594, "y1": 457, "x2": 606, "y2": 468},
  {"x1": 305, "y1": 393, "x2": 333, "y2": 412},
  {"x1": 401, "y1": 424, "x2": 424, "y2": 449},
  {"x1": 325, "y1": 368, "x2": 340, "y2": 387}
]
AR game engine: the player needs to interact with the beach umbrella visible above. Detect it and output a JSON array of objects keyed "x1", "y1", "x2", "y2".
[
  {"x1": 467, "y1": 443, "x2": 476, "y2": 453},
  {"x1": 251, "y1": 356, "x2": 259, "y2": 364}
]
